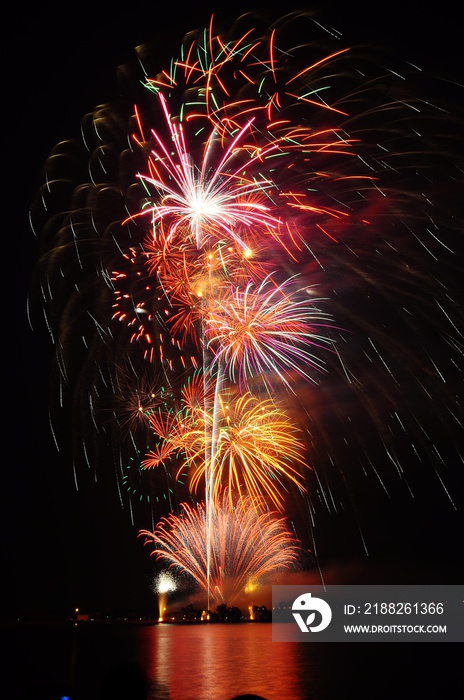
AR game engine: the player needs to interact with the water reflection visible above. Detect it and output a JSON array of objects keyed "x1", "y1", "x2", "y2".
[
  {"x1": 6, "y1": 621, "x2": 455, "y2": 699},
  {"x1": 136, "y1": 623, "x2": 315, "y2": 700}
]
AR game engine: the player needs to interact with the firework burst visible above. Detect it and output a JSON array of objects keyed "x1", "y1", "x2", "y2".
[
  {"x1": 141, "y1": 384, "x2": 307, "y2": 511},
  {"x1": 204, "y1": 273, "x2": 333, "y2": 390},
  {"x1": 187, "y1": 391, "x2": 308, "y2": 509},
  {"x1": 139, "y1": 489, "x2": 302, "y2": 605}
]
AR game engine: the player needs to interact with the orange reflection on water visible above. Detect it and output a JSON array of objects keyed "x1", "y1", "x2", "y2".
[{"x1": 136, "y1": 622, "x2": 314, "y2": 700}]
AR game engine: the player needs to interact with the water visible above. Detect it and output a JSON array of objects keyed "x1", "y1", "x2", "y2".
[{"x1": 2, "y1": 621, "x2": 460, "y2": 699}]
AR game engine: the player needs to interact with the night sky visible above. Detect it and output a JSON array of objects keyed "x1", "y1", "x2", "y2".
[{"x1": 5, "y1": 1, "x2": 464, "y2": 621}]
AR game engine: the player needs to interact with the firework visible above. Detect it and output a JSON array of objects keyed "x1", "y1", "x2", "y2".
[
  {"x1": 130, "y1": 93, "x2": 286, "y2": 251},
  {"x1": 30, "y1": 11, "x2": 463, "y2": 574},
  {"x1": 139, "y1": 490, "x2": 302, "y2": 605},
  {"x1": 141, "y1": 385, "x2": 307, "y2": 510},
  {"x1": 204, "y1": 273, "x2": 333, "y2": 390},
  {"x1": 154, "y1": 571, "x2": 177, "y2": 621}
]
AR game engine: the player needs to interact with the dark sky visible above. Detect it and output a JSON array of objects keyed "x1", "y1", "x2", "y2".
[{"x1": 5, "y1": 1, "x2": 464, "y2": 619}]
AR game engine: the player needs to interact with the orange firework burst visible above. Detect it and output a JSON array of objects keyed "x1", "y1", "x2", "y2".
[
  {"x1": 191, "y1": 391, "x2": 308, "y2": 510},
  {"x1": 143, "y1": 384, "x2": 308, "y2": 511},
  {"x1": 139, "y1": 489, "x2": 302, "y2": 605}
]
